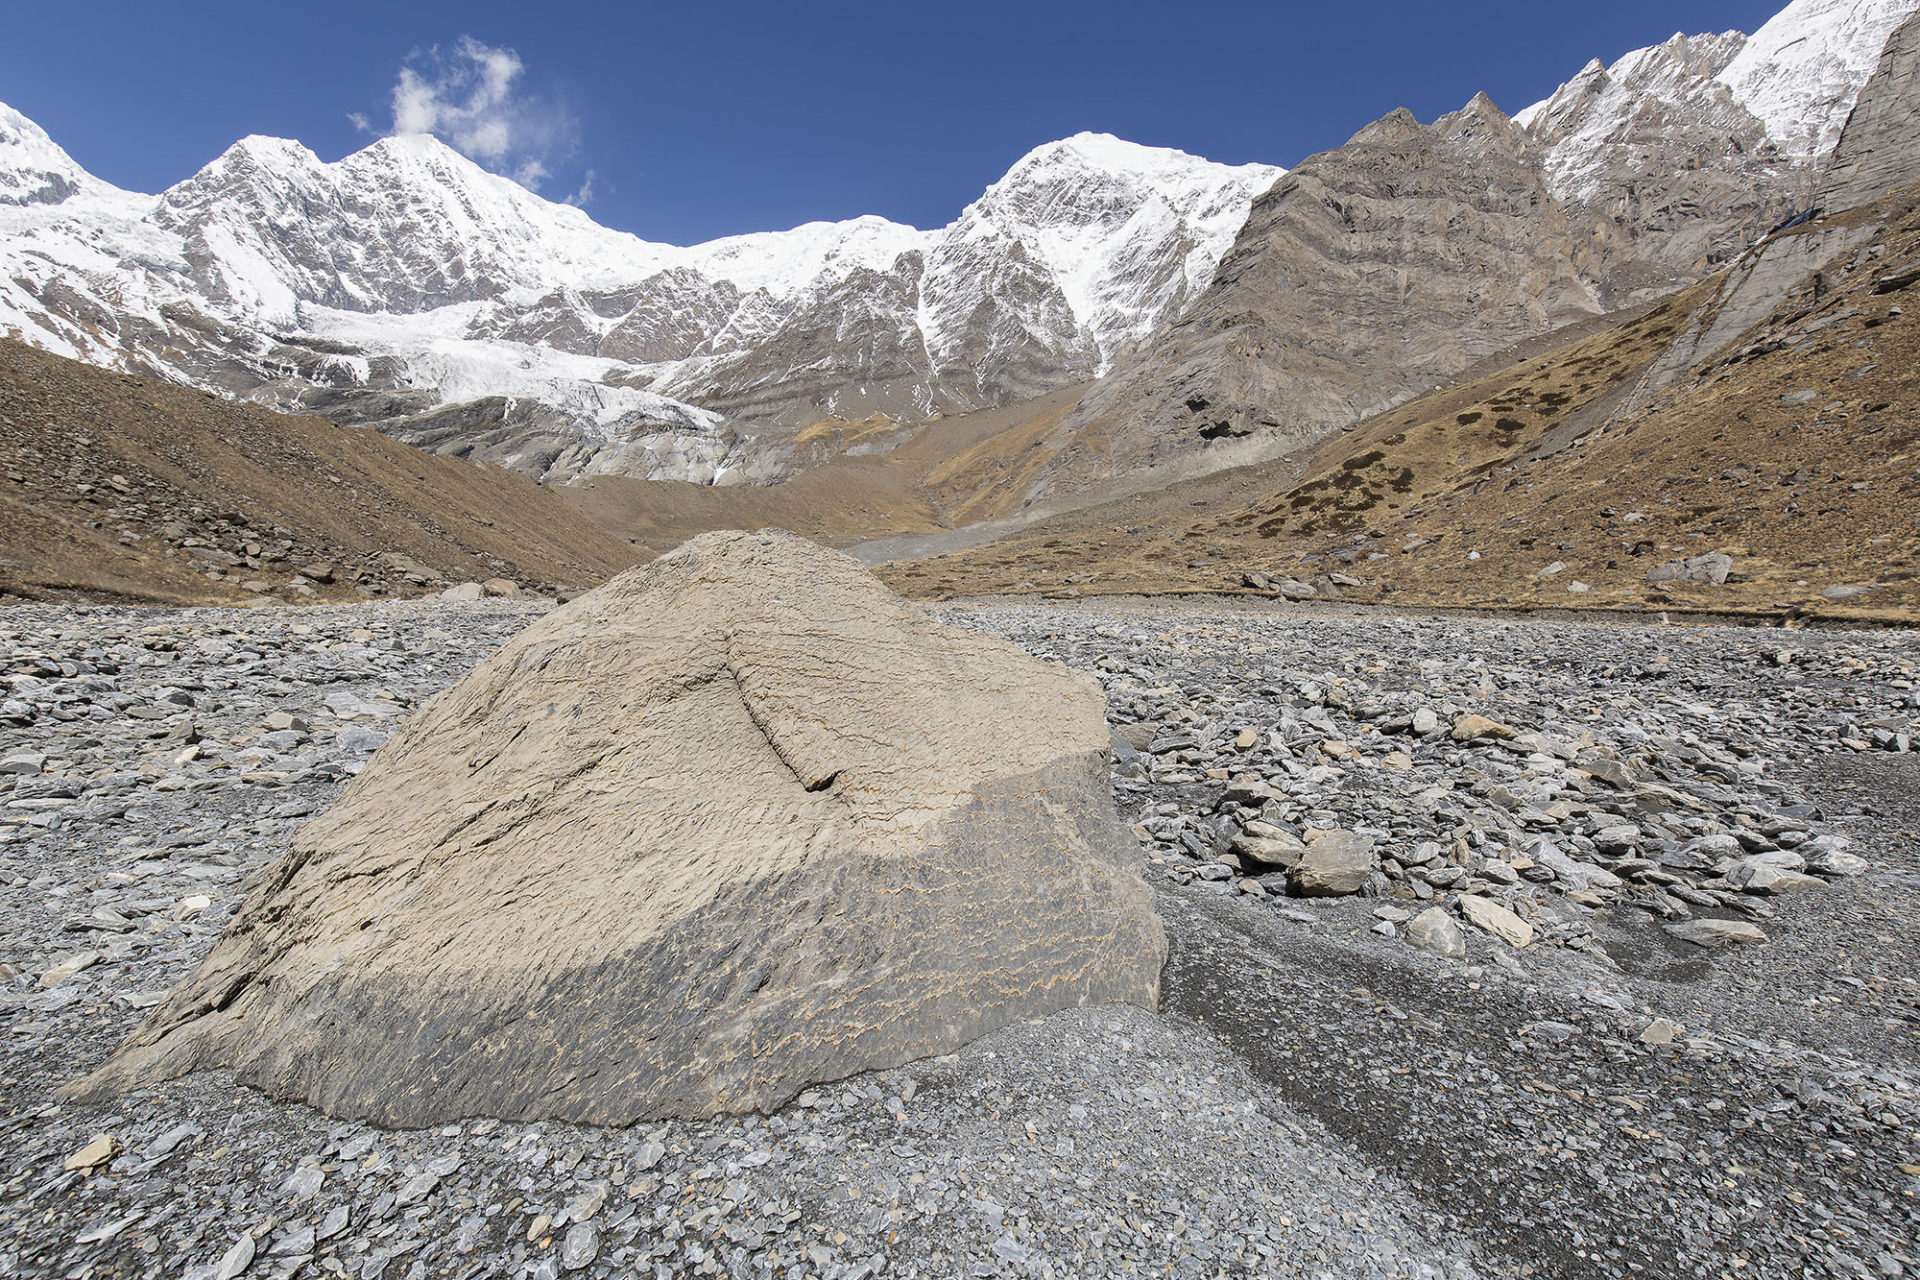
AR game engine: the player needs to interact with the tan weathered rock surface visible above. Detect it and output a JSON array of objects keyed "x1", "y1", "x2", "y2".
[
  {"x1": 67, "y1": 530, "x2": 1166, "y2": 1126},
  {"x1": 1459, "y1": 896, "x2": 1535, "y2": 948},
  {"x1": 1288, "y1": 830, "x2": 1376, "y2": 898}
]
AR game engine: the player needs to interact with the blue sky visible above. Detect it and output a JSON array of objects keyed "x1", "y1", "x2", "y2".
[{"x1": 4, "y1": 0, "x2": 1787, "y2": 245}]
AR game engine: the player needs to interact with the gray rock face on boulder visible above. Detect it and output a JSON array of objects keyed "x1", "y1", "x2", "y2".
[{"x1": 67, "y1": 530, "x2": 1166, "y2": 1126}]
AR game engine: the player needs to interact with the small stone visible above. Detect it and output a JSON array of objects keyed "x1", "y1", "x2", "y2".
[
  {"x1": 263, "y1": 712, "x2": 308, "y2": 733},
  {"x1": 563, "y1": 1183, "x2": 607, "y2": 1224},
  {"x1": 1808, "y1": 850, "x2": 1868, "y2": 876},
  {"x1": 269, "y1": 1224, "x2": 316, "y2": 1257},
  {"x1": 1726, "y1": 858, "x2": 1825, "y2": 895},
  {"x1": 214, "y1": 1231, "x2": 256, "y2": 1280},
  {"x1": 1592, "y1": 824, "x2": 1640, "y2": 854},
  {"x1": 441, "y1": 582, "x2": 486, "y2": 601},
  {"x1": 1458, "y1": 895, "x2": 1534, "y2": 948},
  {"x1": 143, "y1": 1123, "x2": 201, "y2": 1158},
  {"x1": 1404, "y1": 907, "x2": 1467, "y2": 959},
  {"x1": 40, "y1": 951, "x2": 102, "y2": 988},
  {"x1": 315, "y1": 1206, "x2": 350, "y2": 1241},
  {"x1": 1665, "y1": 918, "x2": 1768, "y2": 947},
  {"x1": 636, "y1": 1140, "x2": 666, "y2": 1170},
  {"x1": 560, "y1": 1222, "x2": 600, "y2": 1271},
  {"x1": 1451, "y1": 714, "x2": 1518, "y2": 742},
  {"x1": 62, "y1": 1134, "x2": 121, "y2": 1171},
  {"x1": 1523, "y1": 1020, "x2": 1580, "y2": 1042},
  {"x1": 1232, "y1": 832, "x2": 1305, "y2": 869},
  {"x1": 1288, "y1": 829, "x2": 1375, "y2": 897},
  {"x1": 1638, "y1": 1017, "x2": 1680, "y2": 1045},
  {"x1": 393, "y1": 1172, "x2": 438, "y2": 1206},
  {"x1": 282, "y1": 1166, "x2": 324, "y2": 1198},
  {"x1": 1411, "y1": 708, "x2": 1440, "y2": 736},
  {"x1": 1223, "y1": 775, "x2": 1280, "y2": 806}
]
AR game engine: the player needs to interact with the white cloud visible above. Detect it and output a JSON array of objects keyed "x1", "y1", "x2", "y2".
[{"x1": 357, "y1": 36, "x2": 577, "y2": 191}]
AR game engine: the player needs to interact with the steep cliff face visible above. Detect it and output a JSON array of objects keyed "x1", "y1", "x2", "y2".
[
  {"x1": 1818, "y1": 7, "x2": 1920, "y2": 209},
  {"x1": 1518, "y1": 32, "x2": 1800, "y2": 307}
]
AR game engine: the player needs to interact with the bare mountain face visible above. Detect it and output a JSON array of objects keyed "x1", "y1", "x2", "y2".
[
  {"x1": 0, "y1": 116, "x2": 1276, "y2": 484},
  {"x1": 1059, "y1": 96, "x2": 1602, "y2": 493},
  {"x1": 1047, "y1": 0, "x2": 1919, "y2": 502}
]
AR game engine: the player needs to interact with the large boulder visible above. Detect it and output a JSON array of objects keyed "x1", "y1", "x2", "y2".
[{"x1": 67, "y1": 531, "x2": 1165, "y2": 1126}]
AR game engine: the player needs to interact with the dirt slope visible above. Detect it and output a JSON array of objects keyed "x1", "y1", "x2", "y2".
[
  {"x1": 0, "y1": 339, "x2": 638, "y2": 605},
  {"x1": 553, "y1": 386, "x2": 1094, "y2": 553},
  {"x1": 881, "y1": 190, "x2": 1920, "y2": 626}
]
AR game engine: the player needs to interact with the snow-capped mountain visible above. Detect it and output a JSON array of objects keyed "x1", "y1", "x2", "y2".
[
  {"x1": 1503, "y1": 0, "x2": 1918, "y2": 306},
  {"x1": 1516, "y1": 0, "x2": 1916, "y2": 216},
  {"x1": 4, "y1": 0, "x2": 1905, "y2": 494},
  {"x1": 0, "y1": 104, "x2": 1276, "y2": 483},
  {"x1": 1717, "y1": 0, "x2": 1920, "y2": 155}
]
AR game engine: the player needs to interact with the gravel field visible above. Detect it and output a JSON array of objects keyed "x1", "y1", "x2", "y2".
[{"x1": 0, "y1": 597, "x2": 1915, "y2": 1279}]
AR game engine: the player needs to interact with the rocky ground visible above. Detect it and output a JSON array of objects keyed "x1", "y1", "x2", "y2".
[{"x1": 0, "y1": 597, "x2": 1916, "y2": 1279}]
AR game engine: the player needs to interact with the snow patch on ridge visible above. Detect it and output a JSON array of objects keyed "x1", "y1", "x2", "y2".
[{"x1": 1717, "y1": 0, "x2": 1920, "y2": 156}]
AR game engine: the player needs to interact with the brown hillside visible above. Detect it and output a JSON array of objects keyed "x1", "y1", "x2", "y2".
[
  {"x1": 0, "y1": 339, "x2": 638, "y2": 606},
  {"x1": 881, "y1": 190, "x2": 1920, "y2": 626}
]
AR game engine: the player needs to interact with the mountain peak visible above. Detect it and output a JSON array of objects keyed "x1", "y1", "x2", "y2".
[
  {"x1": 0, "y1": 99, "x2": 105, "y2": 207},
  {"x1": 1002, "y1": 130, "x2": 1279, "y2": 189}
]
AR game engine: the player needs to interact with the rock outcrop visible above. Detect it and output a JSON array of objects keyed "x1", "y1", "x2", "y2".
[
  {"x1": 1519, "y1": 31, "x2": 1804, "y2": 307},
  {"x1": 67, "y1": 531, "x2": 1166, "y2": 1125}
]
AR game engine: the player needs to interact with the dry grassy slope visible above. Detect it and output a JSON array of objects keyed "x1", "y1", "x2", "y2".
[
  {"x1": 0, "y1": 339, "x2": 639, "y2": 606},
  {"x1": 873, "y1": 301, "x2": 1673, "y2": 599},
  {"x1": 559, "y1": 460, "x2": 948, "y2": 557},
  {"x1": 882, "y1": 190, "x2": 1920, "y2": 625},
  {"x1": 553, "y1": 385, "x2": 1094, "y2": 553}
]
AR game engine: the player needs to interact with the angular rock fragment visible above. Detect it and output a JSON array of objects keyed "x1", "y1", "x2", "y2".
[
  {"x1": 1451, "y1": 714, "x2": 1518, "y2": 742},
  {"x1": 67, "y1": 531, "x2": 1166, "y2": 1126},
  {"x1": 1288, "y1": 829, "x2": 1375, "y2": 897},
  {"x1": 1664, "y1": 918, "x2": 1769, "y2": 948},
  {"x1": 1459, "y1": 895, "x2": 1534, "y2": 948},
  {"x1": 1403, "y1": 907, "x2": 1467, "y2": 959}
]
